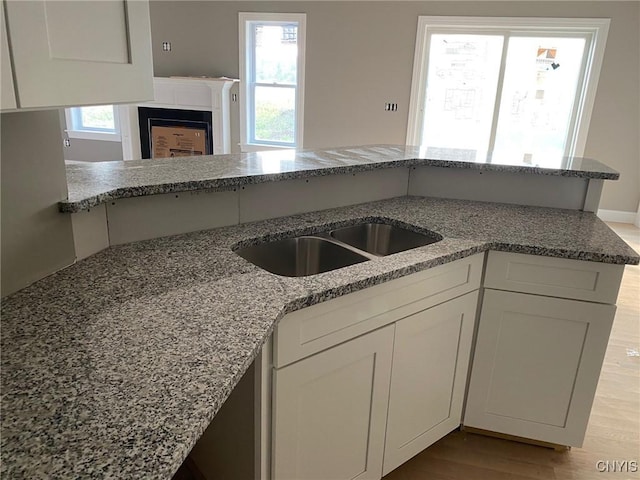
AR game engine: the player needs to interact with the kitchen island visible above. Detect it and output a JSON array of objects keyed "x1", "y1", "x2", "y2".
[{"x1": 2, "y1": 146, "x2": 638, "y2": 479}]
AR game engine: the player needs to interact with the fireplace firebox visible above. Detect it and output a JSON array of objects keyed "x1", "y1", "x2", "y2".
[{"x1": 138, "y1": 107, "x2": 213, "y2": 159}]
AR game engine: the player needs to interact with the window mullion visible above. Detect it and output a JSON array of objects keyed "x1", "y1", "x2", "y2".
[
  {"x1": 249, "y1": 23, "x2": 258, "y2": 143},
  {"x1": 563, "y1": 34, "x2": 592, "y2": 157},
  {"x1": 486, "y1": 34, "x2": 511, "y2": 161}
]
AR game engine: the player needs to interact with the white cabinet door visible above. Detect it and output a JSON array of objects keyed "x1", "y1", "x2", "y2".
[
  {"x1": 0, "y1": 4, "x2": 16, "y2": 110},
  {"x1": 464, "y1": 289, "x2": 615, "y2": 447},
  {"x1": 383, "y1": 291, "x2": 478, "y2": 476},
  {"x1": 272, "y1": 325, "x2": 394, "y2": 480},
  {"x1": 4, "y1": 0, "x2": 153, "y2": 108}
]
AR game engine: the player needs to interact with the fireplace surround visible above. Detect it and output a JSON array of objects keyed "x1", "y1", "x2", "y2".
[{"x1": 121, "y1": 77, "x2": 238, "y2": 160}]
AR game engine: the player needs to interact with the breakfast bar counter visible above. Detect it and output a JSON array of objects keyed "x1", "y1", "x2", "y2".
[{"x1": 61, "y1": 144, "x2": 620, "y2": 213}]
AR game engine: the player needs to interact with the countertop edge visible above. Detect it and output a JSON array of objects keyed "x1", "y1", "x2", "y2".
[
  {"x1": 489, "y1": 242, "x2": 639, "y2": 265},
  {"x1": 60, "y1": 156, "x2": 620, "y2": 213}
]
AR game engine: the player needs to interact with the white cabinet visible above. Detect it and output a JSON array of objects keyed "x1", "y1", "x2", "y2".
[
  {"x1": 265, "y1": 250, "x2": 624, "y2": 478},
  {"x1": 274, "y1": 254, "x2": 483, "y2": 368},
  {"x1": 272, "y1": 325, "x2": 394, "y2": 480},
  {"x1": 2, "y1": 0, "x2": 153, "y2": 110},
  {"x1": 0, "y1": 5, "x2": 16, "y2": 110},
  {"x1": 482, "y1": 250, "x2": 623, "y2": 304},
  {"x1": 267, "y1": 254, "x2": 484, "y2": 480},
  {"x1": 464, "y1": 252, "x2": 621, "y2": 447},
  {"x1": 383, "y1": 291, "x2": 477, "y2": 475}
]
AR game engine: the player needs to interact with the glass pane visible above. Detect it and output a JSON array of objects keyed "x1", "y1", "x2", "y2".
[
  {"x1": 79, "y1": 105, "x2": 115, "y2": 131},
  {"x1": 492, "y1": 36, "x2": 586, "y2": 167},
  {"x1": 253, "y1": 86, "x2": 295, "y2": 144},
  {"x1": 421, "y1": 34, "x2": 503, "y2": 158},
  {"x1": 254, "y1": 24, "x2": 298, "y2": 84}
]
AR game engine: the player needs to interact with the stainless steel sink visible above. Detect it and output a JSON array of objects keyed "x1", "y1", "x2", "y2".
[
  {"x1": 235, "y1": 236, "x2": 369, "y2": 277},
  {"x1": 330, "y1": 222, "x2": 442, "y2": 256},
  {"x1": 235, "y1": 221, "x2": 442, "y2": 277}
]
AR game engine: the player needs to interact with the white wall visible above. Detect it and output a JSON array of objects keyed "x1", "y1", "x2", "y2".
[
  {"x1": 1, "y1": 110, "x2": 76, "y2": 296},
  {"x1": 58, "y1": 110, "x2": 123, "y2": 162},
  {"x1": 149, "y1": 0, "x2": 639, "y2": 214}
]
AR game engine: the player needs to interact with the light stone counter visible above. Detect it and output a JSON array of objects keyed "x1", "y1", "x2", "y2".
[
  {"x1": 62, "y1": 145, "x2": 620, "y2": 213},
  {"x1": 2, "y1": 196, "x2": 638, "y2": 479}
]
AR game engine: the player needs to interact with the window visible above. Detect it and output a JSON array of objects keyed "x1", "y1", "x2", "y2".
[
  {"x1": 407, "y1": 17, "x2": 610, "y2": 166},
  {"x1": 64, "y1": 105, "x2": 121, "y2": 141},
  {"x1": 239, "y1": 13, "x2": 306, "y2": 151}
]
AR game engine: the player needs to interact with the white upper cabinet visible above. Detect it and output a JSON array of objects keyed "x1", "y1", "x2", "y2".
[
  {"x1": 0, "y1": 4, "x2": 16, "y2": 110},
  {"x1": 3, "y1": 0, "x2": 153, "y2": 109}
]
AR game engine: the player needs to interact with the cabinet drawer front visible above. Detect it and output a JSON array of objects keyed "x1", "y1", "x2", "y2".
[
  {"x1": 274, "y1": 254, "x2": 483, "y2": 368},
  {"x1": 484, "y1": 251, "x2": 623, "y2": 304}
]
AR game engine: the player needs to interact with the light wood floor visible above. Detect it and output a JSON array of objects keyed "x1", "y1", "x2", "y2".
[{"x1": 383, "y1": 222, "x2": 640, "y2": 480}]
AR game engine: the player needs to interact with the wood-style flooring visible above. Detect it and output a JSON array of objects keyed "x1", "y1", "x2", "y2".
[{"x1": 383, "y1": 222, "x2": 640, "y2": 480}]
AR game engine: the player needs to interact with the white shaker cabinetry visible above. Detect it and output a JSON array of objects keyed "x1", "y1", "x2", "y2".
[
  {"x1": 0, "y1": 5, "x2": 16, "y2": 110},
  {"x1": 464, "y1": 252, "x2": 623, "y2": 447},
  {"x1": 272, "y1": 325, "x2": 394, "y2": 480},
  {"x1": 2, "y1": 0, "x2": 153, "y2": 110},
  {"x1": 268, "y1": 254, "x2": 484, "y2": 480},
  {"x1": 383, "y1": 292, "x2": 477, "y2": 475}
]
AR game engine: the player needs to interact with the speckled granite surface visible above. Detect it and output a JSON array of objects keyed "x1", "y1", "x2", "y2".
[
  {"x1": 3, "y1": 196, "x2": 638, "y2": 479},
  {"x1": 62, "y1": 145, "x2": 620, "y2": 212}
]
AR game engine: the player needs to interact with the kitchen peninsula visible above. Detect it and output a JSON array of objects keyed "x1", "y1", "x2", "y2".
[
  {"x1": 62, "y1": 144, "x2": 618, "y2": 213},
  {"x1": 2, "y1": 145, "x2": 637, "y2": 479}
]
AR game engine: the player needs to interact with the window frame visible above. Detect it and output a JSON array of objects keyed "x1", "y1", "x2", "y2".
[
  {"x1": 406, "y1": 16, "x2": 610, "y2": 158},
  {"x1": 239, "y1": 12, "x2": 306, "y2": 151},
  {"x1": 64, "y1": 104, "x2": 122, "y2": 142}
]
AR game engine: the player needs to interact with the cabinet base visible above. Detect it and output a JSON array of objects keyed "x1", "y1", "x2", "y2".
[{"x1": 460, "y1": 426, "x2": 570, "y2": 452}]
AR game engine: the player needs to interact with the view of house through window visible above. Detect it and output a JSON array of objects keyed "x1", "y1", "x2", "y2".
[
  {"x1": 407, "y1": 17, "x2": 609, "y2": 166},
  {"x1": 253, "y1": 23, "x2": 297, "y2": 143},
  {"x1": 65, "y1": 105, "x2": 121, "y2": 141},
  {"x1": 239, "y1": 13, "x2": 306, "y2": 150},
  {"x1": 492, "y1": 36, "x2": 586, "y2": 165},
  {"x1": 73, "y1": 105, "x2": 116, "y2": 132}
]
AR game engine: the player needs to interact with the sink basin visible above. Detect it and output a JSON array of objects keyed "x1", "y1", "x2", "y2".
[
  {"x1": 236, "y1": 236, "x2": 369, "y2": 277},
  {"x1": 330, "y1": 222, "x2": 441, "y2": 256}
]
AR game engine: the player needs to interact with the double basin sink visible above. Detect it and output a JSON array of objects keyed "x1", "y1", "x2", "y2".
[{"x1": 235, "y1": 221, "x2": 442, "y2": 277}]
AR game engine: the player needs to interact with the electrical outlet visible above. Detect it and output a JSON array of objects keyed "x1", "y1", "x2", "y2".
[
  {"x1": 385, "y1": 103, "x2": 398, "y2": 112},
  {"x1": 63, "y1": 138, "x2": 71, "y2": 147},
  {"x1": 162, "y1": 41, "x2": 172, "y2": 52}
]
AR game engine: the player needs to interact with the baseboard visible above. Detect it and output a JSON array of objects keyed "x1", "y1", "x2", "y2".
[{"x1": 597, "y1": 209, "x2": 637, "y2": 224}]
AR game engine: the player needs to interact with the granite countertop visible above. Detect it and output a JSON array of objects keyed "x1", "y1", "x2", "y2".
[
  {"x1": 61, "y1": 145, "x2": 620, "y2": 213},
  {"x1": 2, "y1": 196, "x2": 638, "y2": 479}
]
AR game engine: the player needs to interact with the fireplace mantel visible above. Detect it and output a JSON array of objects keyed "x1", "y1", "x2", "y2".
[{"x1": 121, "y1": 76, "x2": 238, "y2": 160}]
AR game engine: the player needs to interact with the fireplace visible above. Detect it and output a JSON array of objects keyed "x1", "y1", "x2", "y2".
[
  {"x1": 121, "y1": 77, "x2": 238, "y2": 160},
  {"x1": 138, "y1": 107, "x2": 213, "y2": 159}
]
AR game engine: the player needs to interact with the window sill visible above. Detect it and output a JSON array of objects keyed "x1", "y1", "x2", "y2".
[
  {"x1": 240, "y1": 143, "x2": 296, "y2": 153},
  {"x1": 66, "y1": 130, "x2": 121, "y2": 142}
]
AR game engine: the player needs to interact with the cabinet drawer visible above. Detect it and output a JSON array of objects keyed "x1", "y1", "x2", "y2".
[
  {"x1": 274, "y1": 253, "x2": 483, "y2": 368},
  {"x1": 484, "y1": 251, "x2": 624, "y2": 304}
]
